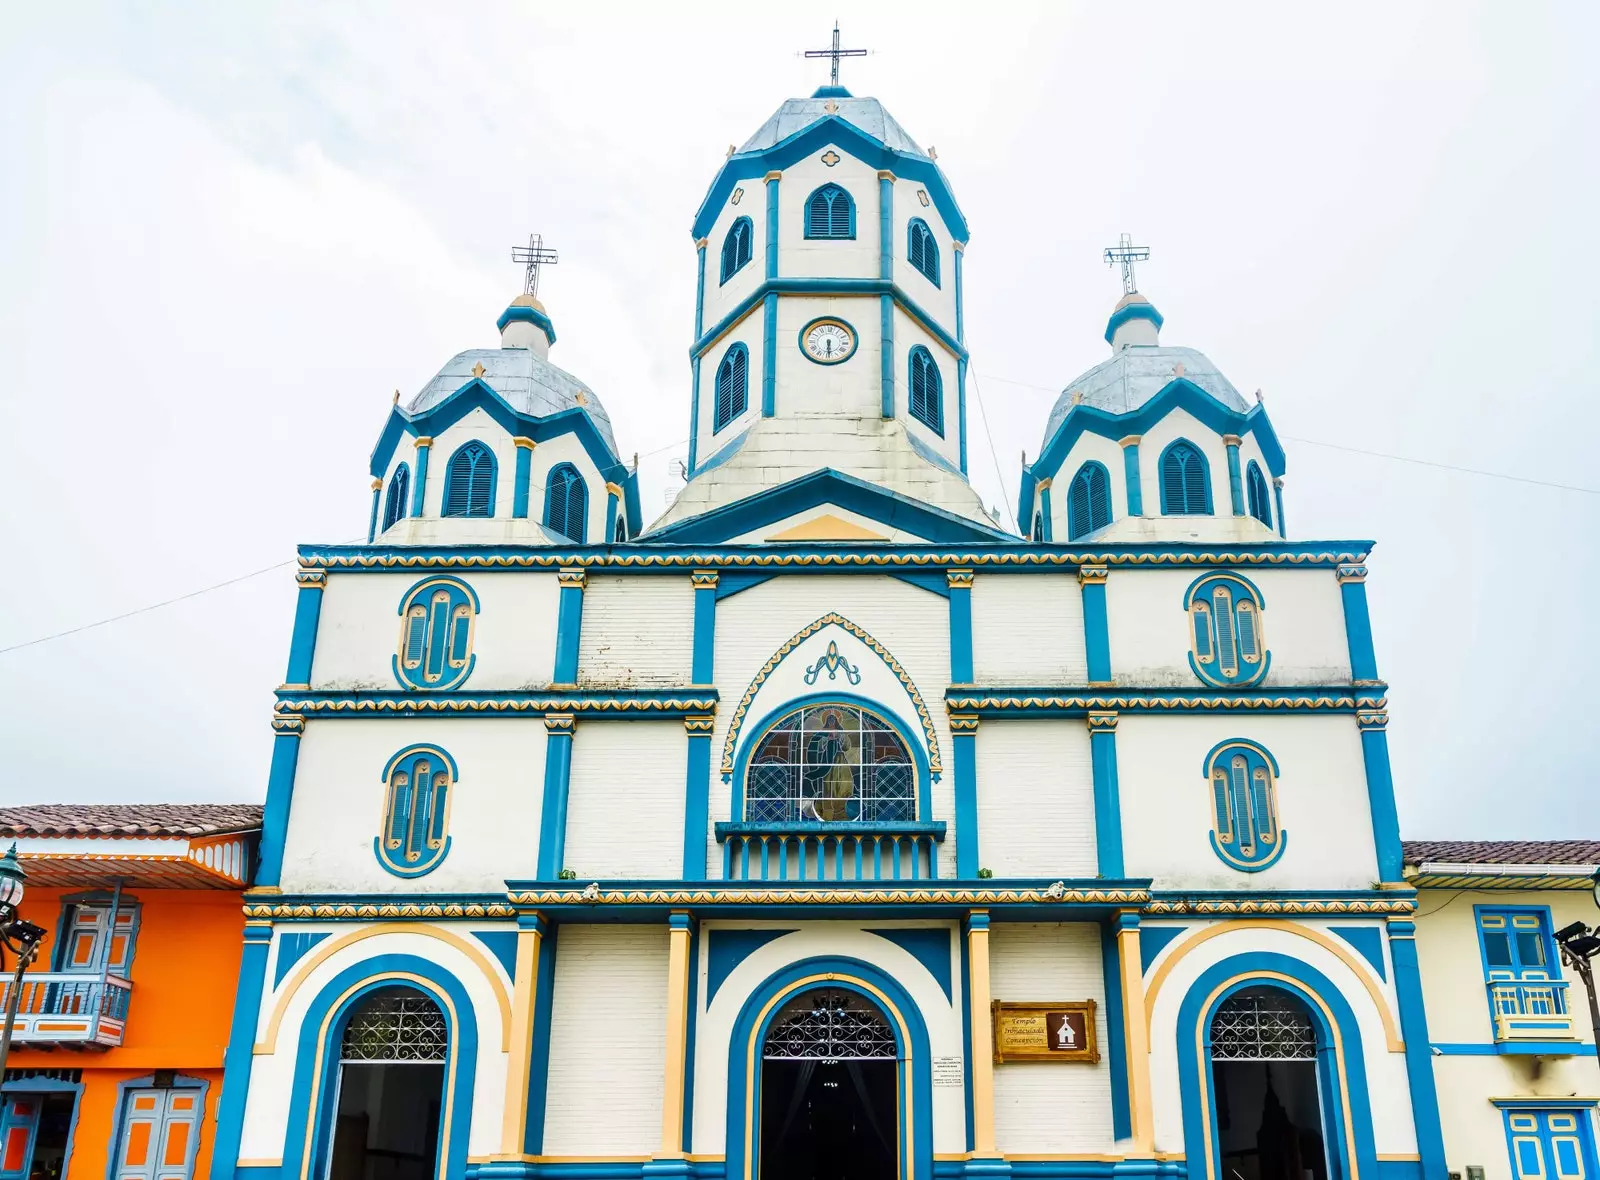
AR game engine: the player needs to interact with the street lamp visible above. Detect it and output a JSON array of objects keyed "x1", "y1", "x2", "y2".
[{"x1": 0, "y1": 844, "x2": 47, "y2": 1078}]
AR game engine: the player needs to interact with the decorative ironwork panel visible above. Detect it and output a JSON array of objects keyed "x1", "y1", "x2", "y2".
[
  {"x1": 746, "y1": 704, "x2": 914, "y2": 824},
  {"x1": 763, "y1": 989, "x2": 897, "y2": 1060},
  {"x1": 341, "y1": 990, "x2": 449, "y2": 1062},
  {"x1": 1209, "y1": 990, "x2": 1316, "y2": 1061}
]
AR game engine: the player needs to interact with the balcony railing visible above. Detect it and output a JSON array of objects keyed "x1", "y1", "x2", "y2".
[
  {"x1": 715, "y1": 822, "x2": 947, "y2": 882},
  {"x1": 0, "y1": 972, "x2": 133, "y2": 1049},
  {"x1": 1488, "y1": 979, "x2": 1575, "y2": 1043}
]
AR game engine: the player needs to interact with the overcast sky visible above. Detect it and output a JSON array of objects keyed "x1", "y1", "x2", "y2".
[{"x1": 2, "y1": 3, "x2": 1596, "y2": 839}]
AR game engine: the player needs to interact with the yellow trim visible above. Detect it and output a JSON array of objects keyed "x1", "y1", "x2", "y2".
[
  {"x1": 1117, "y1": 921, "x2": 1155, "y2": 1153},
  {"x1": 765, "y1": 514, "x2": 890, "y2": 543},
  {"x1": 660, "y1": 916, "x2": 693, "y2": 1155},
  {"x1": 764, "y1": 171, "x2": 782, "y2": 182},
  {"x1": 512, "y1": 437, "x2": 536, "y2": 451},
  {"x1": 235, "y1": 1161, "x2": 283, "y2": 1169},
  {"x1": 1141, "y1": 919, "x2": 1403, "y2": 1052},
  {"x1": 414, "y1": 436, "x2": 433, "y2": 448},
  {"x1": 1376, "y1": 1156, "x2": 1422, "y2": 1163},
  {"x1": 967, "y1": 917, "x2": 997, "y2": 1154},
  {"x1": 1118, "y1": 435, "x2": 1142, "y2": 448},
  {"x1": 605, "y1": 482, "x2": 624, "y2": 498},
  {"x1": 500, "y1": 925, "x2": 543, "y2": 1155},
  {"x1": 256, "y1": 923, "x2": 513, "y2": 1054}
]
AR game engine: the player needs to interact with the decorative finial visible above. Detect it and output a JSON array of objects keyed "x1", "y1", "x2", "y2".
[
  {"x1": 392, "y1": 389, "x2": 400, "y2": 404},
  {"x1": 1255, "y1": 388, "x2": 1266, "y2": 405},
  {"x1": 927, "y1": 146, "x2": 938, "y2": 159},
  {"x1": 1172, "y1": 362, "x2": 1185, "y2": 378},
  {"x1": 1104, "y1": 232, "x2": 1151, "y2": 296},
  {"x1": 804, "y1": 21, "x2": 867, "y2": 88},
  {"x1": 471, "y1": 362, "x2": 486, "y2": 379},
  {"x1": 726, "y1": 144, "x2": 736, "y2": 158},
  {"x1": 511, "y1": 233, "x2": 559, "y2": 298}
]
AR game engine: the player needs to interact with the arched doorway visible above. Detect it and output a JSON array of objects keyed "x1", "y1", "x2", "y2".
[
  {"x1": 1209, "y1": 987, "x2": 1331, "y2": 1180},
  {"x1": 760, "y1": 988, "x2": 898, "y2": 1180},
  {"x1": 326, "y1": 987, "x2": 447, "y2": 1180}
]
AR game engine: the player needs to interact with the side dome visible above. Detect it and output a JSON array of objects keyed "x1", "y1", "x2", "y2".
[
  {"x1": 1041, "y1": 345, "x2": 1248, "y2": 452},
  {"x1": 407, "y1": 348, "x2": 619, "y2": 459}
]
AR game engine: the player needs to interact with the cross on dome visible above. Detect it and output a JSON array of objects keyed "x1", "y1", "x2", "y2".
[
  {"x1": 511, "y1": 233, "x2": 559, "y2": 298},
  {"x1": 804, "y1": 22, "x2": 867, "y2": 89},
  {"x1": 1104, "y1": 232, "x2": 1151, "y2": 296}
]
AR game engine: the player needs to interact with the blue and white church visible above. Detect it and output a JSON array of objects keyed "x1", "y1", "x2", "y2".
[{"x1": 214, "y1": 61, "x2": 1448, "y2": 1180}]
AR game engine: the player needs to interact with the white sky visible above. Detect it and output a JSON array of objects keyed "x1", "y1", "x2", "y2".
[{"x1": 1, "y1": 3, "x2": 1596, "y2": 838}]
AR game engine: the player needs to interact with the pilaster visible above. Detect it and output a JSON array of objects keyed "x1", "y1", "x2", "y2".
[
  {"x1": 1387, "y1": 918, "x2": 1449, "y2": 1177},
  {"x1": 963, "y1": 911, "x2": 1009, "y2": 1178},
  {"x1": 366, "y1": 477, "x2": 382, "y2": 543},
  {"x1": 764, "y1": 172, "x2": 780, "y2": 280},
  {"x1": 877, "y1": 171, "x2": 894, "y2": 281},
  {"x1": 410, "y1": 436, "x2": 432, "y2": 518},
  {"x1": 512, "y1": 437, "x2": 536, "y2": 519},
  {"x1": 947, "y1": 569, "x2": 974, "y2": 684},
  {"x1": 880, "y1": 293, "x2": 895, "y2": 418},
  {"x1": 210, "y1": 921, "x2": 274, "y2": 1180},
  {"x1": 1118, "y1": 436, "x2": 1143, "y2": 517},
  {"x1": 1115, "y1": 912, "x2": 1155, "y2": 1154},
  {"x1": 950, "y1": 712, "x2": 980, "y2": 878},
  {"x1": 1358, "y1": 707, "x2": 1404, "y2": 883},
  {"x1": 648, "y1": 912, "x2": 697, "y2": 1179},
  {"x1": 1223, "y1": 433, "x2": 1244, "y2": 516},
  {"x1": 1035, "y1": 478, "x2": 1053, "y2": 542},
  {"x1": 1088, "y1": 711, "x2": 1124, "y2": 879},
  {"x1": 499, "y1": 913, "x2": 548, "y2": 1158},
  {"x1": 536, "y1": 714, "x2": 576, "y2": 880},
  {"x1": 257, "y1": 714, "x2": 305, "y2": 888},
  {"x1": 604, "y1": 481, "x2": 623, "y2": 542},
  {"x1": 762, "y1": 291, "x2": 778, "y2": 417},
  {"x1": 1273, "y1": 476, "x2": 1287, "y2": 538},
  {"x1": 683, "y1": 716, "x2": 715, "y2": 880},
  {"x1": 552, "y1": 567, "x2": 586, "y2": 686},
  {"x1": 1078, "y1": 565, "x2": 1111, "y2": 685}
]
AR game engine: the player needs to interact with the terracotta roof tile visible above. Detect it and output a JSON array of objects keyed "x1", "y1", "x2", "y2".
[
  {"x1": 1403, "y1": 840, "x2": 1600, "y2": 866},
  {"x1": 0, "y1": 804, "x2": 263, "y2": 839}
]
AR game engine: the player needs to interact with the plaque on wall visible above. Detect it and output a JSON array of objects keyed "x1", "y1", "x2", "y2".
[{"x1": 990, "y1": 1001, "x2": 1099, "y2": 1064}]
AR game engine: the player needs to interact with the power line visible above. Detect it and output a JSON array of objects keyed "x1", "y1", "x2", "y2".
[{"x1": 966, "y1": 364, "x2": 1018, "y2": 531}]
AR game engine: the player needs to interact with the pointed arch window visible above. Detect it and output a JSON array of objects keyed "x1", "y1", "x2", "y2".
[
  {"x1": 804, "y1": 184, "x2": 855, "y2": 239},
  {"x1": 1066, "y1": 461, "x2": 1113, "y2": 541},
  {"x1": 393, "y1": 575, "x2": 479, "y2": 690},
  {"x1": 721, "y1": 216, "x2": 754, "y2": 283},
  {"x1": 907, "y1": 218, "x2": 940, "y2": 286},
  {"x1": 1205, "y1": 740, "x2": 1285, "y2": 871},
  {"x1": 543, "y1": 463, "x2": 588, "y2": 542},
  {"x1": 1159, "y1": 440, "x2": 1212, "y2": 515},
  {"x1": 1246, "y1": 461, "x2": 1273, "y2": 528},
  {"x1": 746, "y1": 703, "x2": 915, "y2": 824},
  {"x1": 442, "y1": 441, "x2": 496, "y2": 518},
  {"x1": 908, "y1": 346, "x2": 943, "y2": 435},
  {"x1": 715, "y1": 344, "x2": 749, "y2": 433},
  {"x1": 382, "y1": 463, "x2": 410, "y2": 532},
  {"x1": 376, "y1": 745, "x2": 456, "y2": 877},
  {"x1": 1185, "y1": 572, "x2": 1269, "y2": 687}
]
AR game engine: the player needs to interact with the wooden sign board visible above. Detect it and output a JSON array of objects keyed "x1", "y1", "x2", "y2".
[{"x1": 991, "y1": 1000, "x2": 1098, "y2": 1064}]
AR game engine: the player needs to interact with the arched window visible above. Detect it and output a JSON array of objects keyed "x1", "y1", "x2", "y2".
[
  {"x1": 746, "y1": 703, "x2": 914, "y2": 824},
  {"x1": 1205, "y1": 740, "x2": 1285, "y2": 871},
  {"x1": 328, "y1": 988, "x2": 448, "y2": 1178},
  {"x1": 721, "y1": 216, "x2": 754, "y2": 283},
  {"x1": 1210, "y1": 988, "x2": 1316, "y2": 1060},
  {"x1": 715, "y1": 344, "x2": 749, "y2": 433},
  {"x1": 376, "y1": 745, "x2": 456, "y2": 876},
  {"x1": 442, "y1": 441, "x2": 496, "y2": 518},
  {"x1": 1066, "y1": 461, "x2": 1113, "y2": 541},
  {"x1": 1159, "y1": 440, "x2": 1212, "y2": 515},
  {"x1": 543, "y1": 463, "x2": 588, "y2": 542},
  {"x1": 907, "y1": 218, "x2": 940, "y2": 286},
  {"x1": 1246, "y1": 461, "x2": 1273, "y2": 528},
  {"x1": 1032, "y1": 511, "x2": 1046, "y2": 543},
  {"x1": 382, "y1": 463, "x2": 410, "y2": 531},
  {"x1": 804, "y1": 184, "x2": 855, "y2": 239},
  {"x1": 764, "y1": 989, "x2": 896, "y2": 1060},
  {"x1": 393, "y1": 576, "x2": 479, "y2": 691},
  {"x1": 908, "y1": 346, "x2": 943, "y2": 435},
  {"x1": 1185, "y1": 572, "x2": 1269, "y2": 687}
]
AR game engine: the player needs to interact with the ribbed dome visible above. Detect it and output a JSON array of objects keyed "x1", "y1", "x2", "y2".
[
  {"x1": 739, "y1": 89, "x2": 927, "y2": 157},
  {"x1": 407, "y1": 348, "x2": 619, "y2": 458},
  {"x1": 1042, "y1": 346, "x2": 1250, "y2": 450}
]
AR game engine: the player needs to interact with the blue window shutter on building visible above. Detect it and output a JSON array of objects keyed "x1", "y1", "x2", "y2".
[
  {"x1": 1067, "y1": 462, "x2": 1112, "y2": 541},
  {"x1": 805, "y1": 185, "x2": 854, "y2": 239},
  {"x1": 715, "y1": 345, "x2": 749, "y2": 432},
  {"x1": 544, "y1": 463, "x2": 588, "y2": 542},
  {"x1": 383, "y1": 464, "x2": 410, "y2": 530},
  {"x1": 908, "y1": 346, "x2": 943, "y2": 435},
  {"x1": 908, "y1": 218, "x2": 939, "y2": 286},
  {"x1": 444, "y1": 442, "x2": 496, "y2": 518},
  {"x1": 1159, "y1": 441, "x2": 1211, "y2": 515},
  {"x1": 721, "y1": 217, "x2": 753, "y2": 283},
  {"x1": 1246, "y1": 460, "x2": 1272, "y2": 527}
]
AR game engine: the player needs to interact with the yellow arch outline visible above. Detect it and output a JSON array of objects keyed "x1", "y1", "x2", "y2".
[
  {"x1": 1143, "y1": 919, "x2": 1402, "y2": 1052},
  {"x1": 256, "y1": 923, "x2": 512, "y2": 1054}
]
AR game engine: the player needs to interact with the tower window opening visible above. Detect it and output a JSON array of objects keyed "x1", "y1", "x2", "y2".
[
  {"x1": 383, "y1": 463, "x2": 411, "y2": 531},
  {"x1": 907, "y1": 218, "x2": 940, "y2": 286},
  {"x1": 908, "y1": 346, "x2": 943, "y2": 436},
  {"x1": 1159, "y1": 440, "x2": 1212, "y2": 515},
  {"x1": 1066, "y1": 461, "x2": 1112, "y2": 540},
  {"x1": 544, "y1": 463, "x2": 588, "y2": 543},
  {"x1": 715, "y1": 344, "x2": 750, "y2": 433},
  {"x1": 1246, "y1": 461, "x2": 1273, "y2": 528},
  {"x1": 721, "y1": 216, "x2": 754, "y2": 283},
  {"x1": 805, "y1": 184, "x2": 856, "y2": 239},
  {"x1": 442, "y1": 442, "x2": 496, "y2": 518}
]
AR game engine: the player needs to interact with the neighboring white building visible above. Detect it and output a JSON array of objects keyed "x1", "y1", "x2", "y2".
[{"x1": 211, "y1": 73, "x2": 1452, "y2": 1180}]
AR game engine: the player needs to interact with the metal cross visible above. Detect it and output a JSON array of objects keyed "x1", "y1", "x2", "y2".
[
  {"x1": 1103, "y1": 232, "x2": 1151, "y2": 296},
  {"x1": 511, "y1": 233, "x2": 559, "y2": 298},
  {"x1": 804, "y1": 22, "x2": 867, "y2": 88}
]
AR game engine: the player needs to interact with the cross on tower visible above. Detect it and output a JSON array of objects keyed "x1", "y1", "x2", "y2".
[
  {"x1": 511, "y1": 233, "x2": 559, "y2": 298},
  {"x1": 1103, "y1": 232, "x2": 1151, "y2": 296},
  {"x1": 804, "y1": 22, "x2": 867, "y2": 88}
]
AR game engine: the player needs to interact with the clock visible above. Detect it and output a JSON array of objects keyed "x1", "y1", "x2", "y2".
[{"x1": 801, "y1": 318, "x2": 856, "y2": 365}]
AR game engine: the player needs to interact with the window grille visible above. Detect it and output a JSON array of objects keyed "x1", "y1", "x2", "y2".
[
  {"x1": 763, "y1": 990, "x2": 897, "y2": 1060},
  {"x1": 907, "y1": 218, "x2": 939, "y2": 286},
  {"x1": 341, "y1": 990, "x2": 448, "y2": 1062},
  {"x1": 1209, "y1": 990, "x2": 1316, "y2": 1061},
  {"x1": 1246, "y1": 461, "x2": 1272, "y2": 528},
  {"x1": 908, "y1": 347, "x2": 943, "y2": 435},
  {"x1": 383, "y1": 464, "x2": 410, "y2": 531},
  {"x1": 721, "y1": 217, "x2": 753, "y2": 283},
  {"x1": 715, "y1": 345, "x2": 749, "y2": 432},
  {"x1": 746, "y1": 704, "x2": 915, "y2": 824},
  {"x1": 1067, "y1": 462, "x2": 1112, "y2": 540},
  {"x1": 1159, "y1": 441, "x2": 1211, "y2": 515},
  {"x1": 544, "y1": 463, "x2": 588, "y2": 542},
  {"x1": 805, "y1": 184, "x2": 855, "y2": 239},
  {"x1": 443, "y1": 442, "x2": 496, "y2": 517}
]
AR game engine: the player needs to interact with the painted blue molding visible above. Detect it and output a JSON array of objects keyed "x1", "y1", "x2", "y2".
[
  {"x1": 715, "y1": 572, "x2": 776, "y2": 600},
  {"x1": 692, "y1": 580, "x2": 717, "y2": 684},
  {"x1": 765, "y1": 176, "x2": 779, "y2": 280},
  {"x1": 1225, "y1": 438, "x2": 1244, "y2": 516},
  {"x1": 496, "y1": 303, "x2": 557, "y2": 346},
  {"x1": 888, "y1": 571, "x2": 951, "y2": 598},
  {"x1": 953, "y1": 731, "x2": 978, "y2": 877},
  {"x1": 513, "y1": 444, "x2": 532, "y2": 519},
  {"x1": 1329, "y1": 925, "x2": 1387, "y2": 981},
  {"x1": 366, "y1": 482, "x2": 380, "y2": 544},
  {"x1": 866, "y1": 927, "x2": 953, "y2": 1002},
  {"x1": 274, "y1": 930, "x2": 329, "y2": 988},
  {"x1": 1089, "y1": 726, "x2": 1124, "y2": 878},
  {"x1": 1099, "y1": 921, "x2": 1131, "y2": 1143},
  {"x1": 285, "y1": 580, "x2": 325, "y2": 685},
  {"x1": 682, "y1": 922, "x2": 700, "y2": 1155},
  {"x1": 1080, "y1": 578, "x2": 1111, "y2": 683},
  {"x1": 471, "y1": 930, "x2": 519, "y2": 983},
  {"x1": 536, "y1": 726, "x2": 575, "y2": 880},
  {"x1": 1361, "y1": 726, "x2": 1404, "y2": 884},
  {"x1": 683, "y1": 732, "x2": 712, "y2": 881},
  {"x1": 553, "y1": 580, "x2": 584, "y2": 685},
  {"x1": 956, "y1": 358, "x2": 968, "y2": 476},
  {"x1": 211, "y1": 925, "x2": 271, "y2": 1180},
  {"x1": 1274, "y1": 479, "x2": 1287, "y2": 539},
  {"x1": 880, "y1": 294, "x2": 895, "y2": 418},
  {"x1": 1340, "y1": 577, "x2": 1380, "y2": 682},
  {"x1": 256, "y1": 728, "x2": 303, "y2": 888},
  {"x1": 948, "y1": 579, "x2": 973, "y2": 684},
  {"x1": 410, "y1": 441, "x2": 431, "y2": 517},
  {"x1": 1138, "y1": 925, "x2": 1188, "y2": 975},
  {"x1": 1387, "y1": 922, "x2": 1449, "y2": 1179},
  {"x1": 953, "y1": 247, "x2": 965, "y2": 344},
  {"x1": 694, "y1": 243, "x2": 707, "y2": 337},
  {"x1": 761, "y1": 293, "x2": 777, "y2": 417},
  {"x1": 374, "y1": 744, "x2": 458, "y2": 878},
  {"x1": 392, "y1": 574, "x2": 479, "y2": 692},
  {"x1": 524, "y1": 926, "x2": 558, "y2": 1154},
  {"x1": 706, "y1": 928, "x2": 796, "y2": 1004},
  {"x1": 1434, "y1": 1042, "x2": 1598, "y2": 1057},
  {"x1": 1035, "y1": 485, "x2": 1053, "y2": 542},
  {"x1": 1122, "y1": 440, "x2": 1143, "y2": 516},
  {"x1": 959, "y1": 928, "x2": 975, "y2": 1151},
  {"x1": 878, "y1": 173, "x2": 893, "y2": 281},
  {"x1": 687, "y1": 358, "x2": 702, "y2": 474},
  {"x1": 1103, "y1": 301, "x2": 1164, "y2": 345}
]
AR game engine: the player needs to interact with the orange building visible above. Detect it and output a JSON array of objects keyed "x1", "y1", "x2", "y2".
[{"x1": 0, "y1": 805, "x2": 260, "y2": 1180}]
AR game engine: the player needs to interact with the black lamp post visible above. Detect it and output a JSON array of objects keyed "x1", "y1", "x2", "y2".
[
  {"x1": 1553, "y1": 867, "x2": 1600, "y2": 1064},
  {"x1": 0, "y1": 844, "x2": 47, "y2": 1080}
]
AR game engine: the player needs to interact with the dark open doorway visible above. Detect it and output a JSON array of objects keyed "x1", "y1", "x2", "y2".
[
  {"x1": 1210, "y1": 989, "x2": 1330, "y2": 1180},
  {"x1": 759, "y1": 989, "x2": 898, "y2": 1180},
  {"x1": 325, "y1": 989, "x2": 447, "y2": 1180}
]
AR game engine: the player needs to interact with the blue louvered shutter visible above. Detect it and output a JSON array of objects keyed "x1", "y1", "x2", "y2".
[
  {"x1": 1089, "y1": 464, "x2": 1111, "y2": 530},
  {"x1": 383, "y1": 466, "x2": 409, "y2": 530},
  {"x1": 1247, "y1": 462, "x2": 1272, "y2": 527},
  {"x1": 1183, "y1": 450, "x2": 1207, "y2": 513},
  {"x1": 564, "y1": 473, "x2": 587, "y2": 541},
  {"x1": 545, "y1": 464, "x2": 587, "y2": 541},
  {"x1": 715, "y1": 346, "x2": 747, "y2": 431},
  {"x1": 807, "y1": 188, "x2": 831, "y2": 237},
  {"x1": 444, "y1": 443, "x2": 494, "y2": 517},
  {"x1": 545, "y1": 467, "x2": 569, "y2": 536},
  {"x1": 807, "y1": 186, "x2": 852, "y2": 238},
  {"x1": 1161, "y1": 443, "x2": 1209, "y2": 514},
  {"x1": 1068, "y1": 471, "x2": 1092, "y2": 540},
  {"x1": 1229, "y1": 756, "x2": 1254, "y2": 857},
  {"x1": 1160, "y1": 448, "x2": 1186, "y2": 513},
  {"x1": 387, "y1": 771, "x2": 412, "y2": 846},
  {"x1": 909, "y1": 348, "x2": 942, "y2": 433},
  {"x1": 909, "y1": 220, "x2": 939, "y2": 285},
  {"x1": 831, "y1": 187, "x2": 851, "y2": 236},
  {"x1": 404, "y1": 608, "x2": 427, "y2": 667}
]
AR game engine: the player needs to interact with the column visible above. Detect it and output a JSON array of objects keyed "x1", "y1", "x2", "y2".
[
  {"x1": 410, "y1": 436, "x2": 432, "y2": 517},
  {"x1": 947, "y1": 570, "x2": 974, "y2": 684},
  {"x1": 604, "y1": 482, "x2": 623, "y2": 543},
  {"x1": 761, "y1": 291, "x2": 778, "y2": 416},
  {"x1": 685, "y1": 570, "x2": 718, "y2": 879},
  {"x1": 957, "y1": 357, "x2": 969, "y2": 475},
  {"x1": 1273, "y1": 476, "x2": 1287, "y2": 538},
  {"x1": 693, "y1": 239, "x2": 708, "y2": 337},
  {"x1": 366, "y1": 478, "x2": 382, "y2": 543},
  {"x1": 512, "y1": 437, "x2": 535, "y2": 519},
  {"x1": 1119, "y1": 436, "x2": 1143, "y2": 517},
  {"x1": 877, "y1": 171, "x2": 895, "y2": 279},
  {"x1": 1223, "y1": 434, "x2": 1245, "y2": 516},
  {"x1": 210, "y1": 921, "x2": 274, "y2": 1180},
  {"x1": 687, "y1": 357, "x2": 703, "y2": 474},
  {"x1": 536, "y1": 715, "x2": 575, "y2": 880},
  {"x1": 1087, "y1": 712, "x2": 1124, "y2": 879},
  {"x1": 880, "y1": 294, "x2": 895, "y2": 418},
  {"x1": 1358, "y1": 707, "x2": 1404, "y2": 883},
  {"x1": 649, "y1": 912, "x2": 696, "y2": 1178},
  {"x1": 498, "y1": 913, "x2": 547, "y2": 1161},
  {"x1": 964, "y1": 912, "x2": 1008, "y2": 1176},
  {"x1": 953, "y1": 241, "x2": 966, "y2": 344},
  {"x1": 284, "y1": 568, "x2": 325, "y2": 687},
  {"x1": 1035, "y1": 479, "x2": 1053, "y2": 542},
  {"x1": 1115, "y1": 912, "x2": 1155, "y2": 1155},
  {"x1": 256, "y1": 714, "x2": 304, "y2": 888},
  {"x1": 951, "y1": 712, "x2": 980, "y2": 877},
  {"x1": 764, "y1": 172, "x2": 780, "y2": 279},
  {"x1": 1339, "y1": 563, "x2": 1379, "y2": 682},
  {"x1": 1387, "y1": 918, "x2": 1449, "y2": 1177},
  {"x1": 1078, "y1": 565, "x2": 1111, "y2": 685},
  {"x1": 552, "y1": 567, "x2": 586, "y2": 685}
]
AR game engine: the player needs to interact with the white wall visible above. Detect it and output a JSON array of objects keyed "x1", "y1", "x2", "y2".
[
  {"x1": 975, "y1": 721, "x2": 1097, "y2": 878},
  {"x1": 776, "y1": 153, "x2": 879, "y2": 281},
  {"x1": 1046, "y1": 433, "x2": 1129, "y2": 541},
  {"x1": 698, "y1": 316, "x2": 764, "y2": 462},
  {"x1": 892, "y1": 306, "x2": 962, "y2": 471},
  {"x1": 543, "y1": 926, "x2": 669, "y2": 1155},
  {"x1": 701, "y1": 183, "x2": 769, "y2": 330},
  {"x1": 563, "y1": 720, "x2": 687, "y2": 879},
  {"x1": 890, "y1": 174, "x2": 958, "y2": 326},
  {"x1": 970, "y1": 573, "x2": 1087, "y2": 684},
  {"x1": 772, "y1": 293, "x2": 882, "y2": 421},
  {"x1": 577, "y1": 575, "x2": 694, "y2": 687}
]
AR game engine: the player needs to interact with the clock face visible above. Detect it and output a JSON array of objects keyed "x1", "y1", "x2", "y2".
[{"x1": 802, "y1": 320, "x2": 856, "y2": 364}]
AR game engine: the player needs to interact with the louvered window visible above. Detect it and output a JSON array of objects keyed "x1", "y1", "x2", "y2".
[
  {"x1": 1206, "y1": 740, "x2": 1284, "y2": 871},
  {"x1": 1159, "y1": 440, "x2": 1212, "y2": 515},
  {"x1": 382, "y1": 464, "x2": 410, "y2": 531},
  {"x1": 715, "y1": 344, "x2": 749, "y2": 433},
  {"x1": 804, "y1": 184, "x2": 855, "y2": 239},
  {"x1": 377, "y1": 745, "x2": 457, "y2": 876},
  {"x1": 908, "y1": 346, "x2": 943, "y2": 435},
  {"x1": 394, "y1": 576, "x2": 478, "y2": 690},
  {"x1": 720, "y1": 216, "x2": 753, "y2": 283},
  {"x1": 1032, "y1": 512, "x2": 1045, "y2": 543},
  {"x1": 1186, "y1": 573, "x2": 1269, "y2": 687},
  {"x1": 442, "y1": 442, "x2": 496, "y2": 518},
  {"x1": 907, "y1": 218, "x2": 940, "y2": 286},
  {"x1": 1066, "y1": 461, "x2": 1112, "y2": 541},
  {"x1": 543, "y1": 463, "x2": 588, "y2": 542},
  {"x1": 1246, "y1": 461, "x2": 1273, "y2": 528}
]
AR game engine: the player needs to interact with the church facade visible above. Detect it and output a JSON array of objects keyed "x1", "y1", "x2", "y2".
[{"x1": 213, "y1": 77, "x2": 1451, "y2": 1180}]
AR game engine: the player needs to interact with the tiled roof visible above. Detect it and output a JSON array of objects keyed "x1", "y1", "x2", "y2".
[
  {"x1": 1403, "y1": 840, "x2": 1600, "y2": 866},
  {"x1": 0, "y1": 804, "x2": 263, "y2": 839}
]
